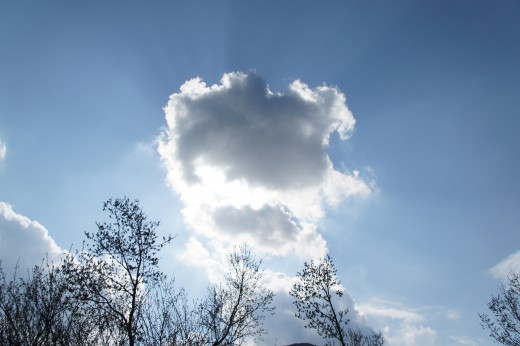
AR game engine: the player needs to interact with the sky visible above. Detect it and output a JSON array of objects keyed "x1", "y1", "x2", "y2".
[{"x1": 1, "y1": 1, "x2": 520, "y2": 345}]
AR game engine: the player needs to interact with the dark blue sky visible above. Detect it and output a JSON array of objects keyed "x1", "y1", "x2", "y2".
[{"x1": 1, "y1": 1, "x2": 519, "y2": 345}]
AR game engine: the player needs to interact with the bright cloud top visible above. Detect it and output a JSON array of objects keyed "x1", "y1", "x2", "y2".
[
  {"x1": 0, "y1": 202, "x2": 63, "y2": 273},
  {"x1": 158, "y1": 71, "x2": 371, "y2": 258}
]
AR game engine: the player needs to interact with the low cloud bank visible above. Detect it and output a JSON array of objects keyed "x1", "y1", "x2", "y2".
[{"x1": 0, "y1": 202, "x2": 63, "y2": 274}]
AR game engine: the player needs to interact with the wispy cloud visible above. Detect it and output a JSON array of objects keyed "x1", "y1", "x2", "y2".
[
  {"x1": 0, "y1": 202, "x2": 63, "y2": 274},
  {"x1": 0, "y1": 138, "x2": 6, "y2": 162},
  {"x1": 158, "y1": 71, "x2": 371, "y2": 260},
  {"x1": 489, "y1": 250, "x2": 520, "y2": 280},
  {"x1": 449, "y1": 335, "x2": 481, "y2": 346},
  {"x1": 357, "y1": 301, "x2": 424, "y2": 324},
  {"x1": 384, "y1": 324, "x2": 437, "y2": 346},
  {"x1": 357, "y1": 298, "x2": 464, "y2": 346}
]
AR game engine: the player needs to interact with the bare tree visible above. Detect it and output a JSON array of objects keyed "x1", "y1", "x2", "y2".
[
  {"x1": 480, "y1": 272, "x2": 520, "y2": 346},
  {"x1": 63, "y1": 196, "x2": 173, "y2": 346},
  {"x1": 140, "y1": 277, "x2": 204, "y2": 346},
  {"x1": 198, "y1": 245, "x2": 275, "y2": 346},
  {"x1": 290, "y1": 255, "x2": 384, "y2": 346},
  {"x1": 0, "y1": 259, "x2": 99, "y2": 346}
]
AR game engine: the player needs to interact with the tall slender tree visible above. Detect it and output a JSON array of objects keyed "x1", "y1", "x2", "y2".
[
  {"x1": 290, "y1": 255, "x2": 384, "y2": 346},
  {"x1": 63, "y1": 196, "x2": 173, "y2": 346},
  {"x1": 199, "y1": 245, "x2": 275, "y2": 346}
]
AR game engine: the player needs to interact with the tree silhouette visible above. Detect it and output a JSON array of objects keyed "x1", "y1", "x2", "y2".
[
  {"x1": 0, "y1": 259, "x2": 99, "y2": 345},
  {"x1": 140, "y1": 277, "x2": 203, "y2": 346},
  {"x1": 480, "y1": 272, "x2": 520, "y2": 346},
  {"x1": 290, "y1": 255, "x2": 384, "y2": 346},
  {"x1": 199, "y1": 245, "x2": 275, "y2": 345},
  {"x1": 63, "y1": 196, "x2": 173, "y2": 346}
]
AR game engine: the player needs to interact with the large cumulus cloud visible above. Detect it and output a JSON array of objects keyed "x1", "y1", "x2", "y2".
[
  {"x1": 0, "y1": 202, "x2": 63, "y2": 274},
  {"x1": 168, "y1": 74, "x2": 352, "y2": 189},
  {"x1": 158, "y1": 71, "x2": 374, "y2": 345},
  {"x1": 158, "y1": 71, "x2": 371, "y2": 259}
]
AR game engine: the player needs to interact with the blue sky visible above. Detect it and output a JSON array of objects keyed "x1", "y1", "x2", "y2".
[{"x1": 1, "y1": 1, "x2": 520, "y2": 345}]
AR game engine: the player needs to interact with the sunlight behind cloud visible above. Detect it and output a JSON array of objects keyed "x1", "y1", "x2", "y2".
[
  {"x1": 158, "y1": 71, "x2": 372, "y2": 260},
  {"x1": 157, "y1": 71, "x2": 376, "y2": 344}
]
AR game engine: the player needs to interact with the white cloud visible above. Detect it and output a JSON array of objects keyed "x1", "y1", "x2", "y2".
[
  {"x1": 158, "y1": 71, "x2": 371, "y2": 260},
  {"x1": 0, "y1": 202, "x2": 63, "y2": 274},
  {"x1": 357, "y1": 301, "x2": 424, "y2": 324},
  {"x1": 0, "y1": 138, "x2": 6, "y2": 162},
  {"x1": 443, "y1": 309, "x2": 460, "y2": 321},
  {"x1": 357, "y1": 299, "x2": 459, "y2": 346},
  {"x1": 158, "y1": 72, "x2": 375, "y2": 344},
  {"x1": 384, "y1": 324, "x2": 437, "y2": 346},
  {"x1": 489, "y1": 250, "x2": 520, "y2": 280},
  {"x1": 449, "y1": 335, "x2": 480, "y2": 346}
]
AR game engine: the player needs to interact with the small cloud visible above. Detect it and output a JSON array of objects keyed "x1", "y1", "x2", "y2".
[
  {"x1": 358, "y1": 299, "x2": 465, "y2": 346},
  {"x1": 449, "y1": 335, "x2": 479, "y2": 346},
  {"x1": 214, "y1": 205, "x2": 301, "y2": 252},
  {"x1": 384, "y1": 324, "x2": 437, "y2": 346},
  {"x1": 0, "y1": 202, "x2": 63, "y2": 274},
  {"x1": 444, "y1": 309, "x2": 460, "y2": 321},
  {"x1": 357, "y1": 299, "x2": 424, "y2": 323},
  {"x1": 0, "y1": 138, "x2": 6, "y2": 162},
  {"x1": 489, "y1": 250, "x2": 520, "y2": 280}
]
